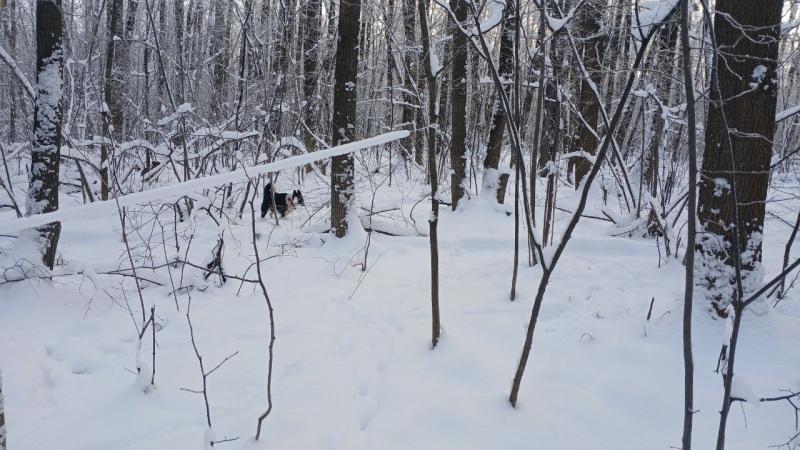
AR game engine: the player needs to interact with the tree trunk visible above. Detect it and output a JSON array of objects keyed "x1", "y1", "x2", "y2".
[
  {"x1": 302, "y1": 0, "x2": 322, "y2": 151},
  {"x1": 4, "y1": 0, "x2": 18, "y2": 143},
  {"x1": 400, "y1": 0, "x2": 417, "y2": 161},
  {"x1": 157, "y1": 0, "x2": 167, "y2": 110},
  {"x1": 121, "y1": 0, "x2": 139, "y2": 85},
  {"x1": 697, "y1": 0, "x2": 783, "y2": 315},
  {"x1": 174, "y1": 0, "x2": 185, "y2": 104},
  {"x1": 679, "y1": 0, "x2": 697, "y2": 447},
  {"x1": 102, "y1": 0, "x2": 124, "y2": 200},
  {"x1": 418, "y1": 0, "x2": 440, "y2": 348},
  {"x1": 211, "y1": 0, "x2": 228, "y2": 115},
  {"x1": 570, "y1": 0, "x2": 606, "y2": 187},
  {"x1": 330, "y1": 0, "x2": 361, "y2": 237},
  {"x1": 644, "y1": 22, "x2": 678, "y2": 198},
  {"x1": 28, "y1": 0, "x2": 64, "y2": 269},
  {"x1": 481, "y1": 0, "x2": 516, "y2": 203},
  {"x1": 448, "y1": 0, "x2": 468, "y2": 209}
]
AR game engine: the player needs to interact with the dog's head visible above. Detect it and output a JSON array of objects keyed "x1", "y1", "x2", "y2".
[{"x1": 292, "y1": 190, "x2": 305, "y2": 206}]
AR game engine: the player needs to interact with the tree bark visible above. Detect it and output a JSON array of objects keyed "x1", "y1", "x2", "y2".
[
  {"x1": 400, "y1": 0, "x2": 417, "y2": 161},
  {"x1": 570, "y1": 0, "x2": 606, "y2": 187},
  {"x1": 644, "y1": 22, "x2": 678, "y2": 198},
  {"x1": 330, "y1": 0, "x2": 361, "y2": 237},
  {"x1": 679, "y1": 0, "x2": 696, "y2": 447},
  {"x1": 302, "y1": 0, "x2": 322, "y2": 151},
  {"x1": 102, "y1": 0, "x2": 124, "y2": 200},
  {"x1": 4, "y1": 0, "x2": 18, "y2": 142},
  {"x1": 481, "y1": 0, "x2": 516, "y2": 203},
  {"x1": 697, "y1": 0, "x2": 783, "y2": 315},
  {"x1": 174, "y1": 0, "x2": 185, "y2": 104},
  {"x1": 448, "y1": 0, "x2": 468, "y2": 208},
  {"x1": 28, "y1": 0, "x2": 64, "y2": 269},
  {"x1": 418, "y1": 0, "x2": 440, "y2": 348},
  {"x1": 211, "y1": 0, "x2": 228, "y2": 116}
]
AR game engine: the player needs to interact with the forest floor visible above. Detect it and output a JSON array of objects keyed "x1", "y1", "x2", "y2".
[{"x1": 1, "y1": 171, "x2": 799, "y2": 450}]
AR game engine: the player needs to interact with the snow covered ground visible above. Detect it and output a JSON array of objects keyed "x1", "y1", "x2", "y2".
[{"x1": 1, "y1": 172, "x2": 799, "y2": 450}]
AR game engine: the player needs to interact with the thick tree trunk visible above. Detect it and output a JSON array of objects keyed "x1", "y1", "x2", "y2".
[
  {"x1": 697, "y1": 0, "x2": 783, "y2": 315},
  {"x1": 448, "y1": 0, "x2": 468, "y2": 208},
  {"x1": 481, "y1": 0, "x2": 516, "y2": 203},
  {"x1": 28, "y1": 0, "x2": 64, "y2": 269},
  {"x1": 570, "y1": 0, "x2": 606, "y2": 187},
  {"x1": 330, "y1": 0, "x2": 361, "y2": 237}
]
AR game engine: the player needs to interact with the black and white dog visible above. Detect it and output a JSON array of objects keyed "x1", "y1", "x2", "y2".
[{"x1": 261, "y1": 183, "x2": 304, "y2": 218}]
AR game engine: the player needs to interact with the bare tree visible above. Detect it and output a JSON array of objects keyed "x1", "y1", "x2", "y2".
[
  {"x1": 102, "y1": 0, "x2": 124, "y2": 200},
  {"x1": 448, "y1": 0, "x2": 468, "y2": 209},
  {"x1": 679, "y1": 0, "x2": 697, "y2": 447},
  {"x1": 481, "y1": 0, "x2": 516, "y2": 203},
  {"x1": 697, "y1": 0, "x2": 784, "y2": 317},
  {"x1": 418, "y1": 0, "x2": 440, "y2": 348},
  {"x1": 302, "y1": 0, "x2": 322, "y2": 151},
  {"x1": 330, "y1": 0, "x2": 362, "y2": 237},
  {"x1": 27, "y1": 0, "x2": 65, "y2": 269},
  {"x1": 569, "y1": 0, "x2": 606, "y2": 187},
  {"x1": 400, "y1": 0, "x2": 419, "y2": 163}
]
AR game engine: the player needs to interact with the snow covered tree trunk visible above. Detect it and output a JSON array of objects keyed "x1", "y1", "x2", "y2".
[
  {"x1": 569, "y1": 0, "x2": 606, "y2": 187},
  {"x1": 448, "y1": 0, "x2": 468, "y2": 209},
  {"x1": 28, "y1": 0, "x2": 64, "y2": 269},
  {"x1": 157, "y1": 0, "x2": 168, "y2": 111},
  {"x1": 119, "y1": 0, "x2": 139, "y2": 96},
  {"x1": 174, "y1": 0, "x2": 185, "y2": 104},
  {"x1": 644, "y1": 22, "x2": 678, "y2": 199},
  {"x1": 3, "y1": 0, "x2": 18, "y2": 143},
  {"x1": 481, "y1": 0, "x2": 516, "y2": 203},
  {"x1": 0, "y1": 370, "x2": 5, "y2": 450},
  {"x1": 399, "y1": 0, "x2": 417, "y2": 161},
  {"x1": 101, "y1": 0, "x2": 124, "y2": 200},
  {"x1": 302, "y1": 0, "x2": 322, "y2": 152},
  {"x1": 697, "y1": 0, "x2": 783, "y2": 316},
  {"x1": 329, "y1": 0, "x2": 361, "y2": 238},
  {"x1": 418, "y1": 0, "x2": 440, "y2": 347},
  {"x1": 211, "y1": 0, "x2": 228, "y2": 116},
  {"x1": 679, "y1": 0, "x2": 698, "y2": 447}
]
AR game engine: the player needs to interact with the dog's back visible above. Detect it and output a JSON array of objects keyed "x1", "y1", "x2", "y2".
[{"x1": 261, "y1": 183, "x2": 292, "y2": 218}]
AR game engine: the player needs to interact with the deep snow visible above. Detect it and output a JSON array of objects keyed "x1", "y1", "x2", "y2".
[{"x1": 0, "y1": 172, "x2": 799, "y2": 450}]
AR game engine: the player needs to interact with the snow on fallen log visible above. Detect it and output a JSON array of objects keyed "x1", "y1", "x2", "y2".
[{"x1": 0, "y1": 131, "x2": 409, "y2": 234}]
